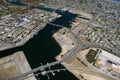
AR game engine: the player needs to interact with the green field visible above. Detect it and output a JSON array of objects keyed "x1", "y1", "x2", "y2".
[
  {"x1": 93, "y1": 27, "x2": 106, "y2": 34},
  {"x1": 0, "y1": 9, "x2": 17, "y2": 16},
  {"x1": 86, "y1": 49, "x2": 97, "y2": 63},
  {"x1": 79, "y1": 0, "x2": 87, "y2": 4}
]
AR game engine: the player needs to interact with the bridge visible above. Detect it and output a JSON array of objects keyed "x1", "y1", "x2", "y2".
[
  {"x1": 35, "y1": 67, "x2": 92, "y2": 80},
  {"x1": 4, "y1": 1, "x2": 118, "y2": 80},
  {"x1": 7, "y1": 21, "x2": 87, "y2": 80},
  {"x1": 7, "y1": 20, "x2": 115, "y2": 80},
  {"x1": 7, "y1": 46, "x2": 84, "y2": 80}
]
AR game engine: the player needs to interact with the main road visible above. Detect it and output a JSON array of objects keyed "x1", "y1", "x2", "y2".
[
  {"x1": 7, "y1": 23, "x2": 87, "y2": 80},
  {"x1": 8, "y1": 20, "x2": 114, "y2": 80}
]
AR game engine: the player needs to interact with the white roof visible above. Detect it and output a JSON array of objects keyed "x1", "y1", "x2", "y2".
[{"x1": 100, "y1": 50, "x2": 120, "y2": 64}]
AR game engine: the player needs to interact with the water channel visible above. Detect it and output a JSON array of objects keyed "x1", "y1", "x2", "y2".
[{"x1": 0, "y1": 0, "x2": 79, "y2": 80}]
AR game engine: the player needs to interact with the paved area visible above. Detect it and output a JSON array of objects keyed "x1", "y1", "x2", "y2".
[
  {"x1": 0, "y1": 51, "x2": 36, "y2": 80},
  {"x1": 56, "y1": 48, "x2": 115, "y2": 80}
]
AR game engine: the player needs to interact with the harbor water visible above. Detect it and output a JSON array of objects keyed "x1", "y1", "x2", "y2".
[{"x1": 0, "y1": 0, "x2": 79, "y2": 80}]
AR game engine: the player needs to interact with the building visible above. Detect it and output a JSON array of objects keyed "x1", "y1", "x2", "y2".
[{"x1": 95, "y1": 50, "x2": 120, "y2": 79}]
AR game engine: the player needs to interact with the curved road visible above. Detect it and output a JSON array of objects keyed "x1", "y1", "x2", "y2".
[{"x1": 7, "y1": 24, "x2": 87, "y2": 80}]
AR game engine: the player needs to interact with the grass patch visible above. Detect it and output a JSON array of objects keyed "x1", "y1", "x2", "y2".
[
  {"x1": 79, "y1": 0, "x2": 87, "y2": 4},
  {"x1": 0, "y1": 9, "x2": 17, "y2": 16},
  {"x1": 93, "y1": 27, "x2": 106, "y2": 34},
  {"x1": 86, "y1": 49, "x2": 97, "y2": 63}
]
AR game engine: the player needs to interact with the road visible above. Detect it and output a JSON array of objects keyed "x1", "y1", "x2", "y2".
[
  {"x1": 7, "y1": 48, "x2": 82, "y2": 80},
  {"x1": 7, "y1": 21, "x2": 117, "y2": 80},
  {"x1": 7, "y1": 23, "x2": 87, "y2": 80},
  {"x1": 4, "y1": 1, "x2": 119, "y2": 80}
]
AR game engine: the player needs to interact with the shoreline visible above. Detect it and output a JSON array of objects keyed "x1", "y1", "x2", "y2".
[
  {"x1": 53, "y1": 29, "x2": 117, "y2": 80},
  {"x1": 0, "y1": 22, "x2": 46, "y2": 52},
  {"x1": 0, "y1": 51, "x2": 37, "y2": 80},
  {"x1": 0, "y1": 14, "x2": 61, "y2": 52}
]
